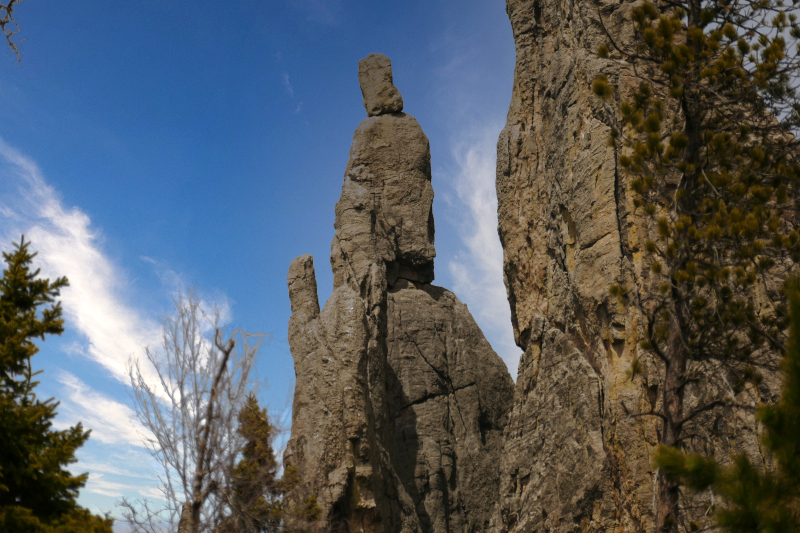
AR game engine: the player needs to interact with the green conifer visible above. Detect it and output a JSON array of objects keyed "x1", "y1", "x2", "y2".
[
  {"x1": 593, "y1": 0, "x2": 800, "y2": 527},
  {"x1": 0, "y1": 237, "x2": 112, "y2": 533},
  {"x1": 657, "y1": 276, "x2": 800, "y2": 532},
  {"x1": 217, "y1": 393, "x2": 282, "y2": 532}
]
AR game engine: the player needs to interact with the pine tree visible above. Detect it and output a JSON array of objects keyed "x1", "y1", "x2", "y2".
[
  {"x1": 216, "y1": 394, "x2": 282, "y2": 533},
  {"x1": 0, "y1": 237, "x2": 112, "y2": 533},
  {"x1": 657, "y1": 275, "x2": 800, "y2": 532},
  {"x1": 593, "y1": 0, "x2": 800, "y2": 528}
]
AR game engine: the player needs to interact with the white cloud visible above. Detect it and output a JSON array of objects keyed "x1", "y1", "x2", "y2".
[
  {"x1": 140, "y1": 255, "x2": 183, "y2": 291},
  {"x1": 82, "y1": 472, "x2": 164, "y2": 501},
  {"x1": 76, "y1": 448, "x2": 165, "y2": 499},
  {"x1": 84, "y1": 475, "x2": 141, "y2": 498},
  {"x1": 139, "y1": 255, "x2": 232, "y2": 327},
  {"x1": 0, "y1": 138, "x2": 162, "y2": 385},
  {"x1": 75, "y1": 459, "x2": 154, "y2": 480},
  {"x1": 295, "y1": 0, "x2": 340, "y2": 25},
  {"x1": 282, "y1": 72, "x2": 294, "y2": 97},
  {"x1": 445, "y1": 126, "x2": 522, "y2": 378},
  {"x1": 0, "y1": 138, "x2": 183, "y2": 513},
  {"x1": 54, "y1": 371, "x2": 148, "y2": 446}
]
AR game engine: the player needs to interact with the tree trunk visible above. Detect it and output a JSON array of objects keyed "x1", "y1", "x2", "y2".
[
  {"x1": 654, "y1": 10, "x2": 704, "y2": 523},
  {"x1": 178, "y1": 501, "x2": 193, "y2": 533},
  {"x1": 656, "y1": 302, "x2": 688, "y2": 532}
]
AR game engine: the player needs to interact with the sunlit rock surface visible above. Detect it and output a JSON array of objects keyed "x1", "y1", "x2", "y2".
[
  {"x1": 283, "y1": 54, "x2": 514, "y2": 533},
  {"x1": 489, "y1": 0, "x2": 779, "y2": 531}
]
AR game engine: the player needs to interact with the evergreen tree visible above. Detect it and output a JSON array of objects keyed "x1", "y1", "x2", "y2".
[
  {"x1": 593, "y1": 0, "x2": 800, "y2": 528},
  {"x1": 657, "y1": 275, "x2": 800, "y2": 532},
  {"x1": 0, "y1": 237, "x2": 112, "y2": 533},
  {"x1": 216, "y1": 394, "x2": 282, "y2": 533}
]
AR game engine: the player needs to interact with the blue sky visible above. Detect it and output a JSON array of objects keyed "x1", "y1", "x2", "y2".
[{"x1": 0, "y1": 0, "x2": 518, "y2": 527}]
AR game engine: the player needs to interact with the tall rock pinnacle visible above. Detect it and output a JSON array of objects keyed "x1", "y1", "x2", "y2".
[
  {"x1": 284, "y1": 55, "x2": 514, "y2": 533},
  {"x1": 332, "y1": 53, "x2": 435, "y2": 289}
]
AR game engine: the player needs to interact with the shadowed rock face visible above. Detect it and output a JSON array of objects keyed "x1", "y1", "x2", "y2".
[
  {"x1": 284, "y1": 54, "x2": 514, "y2": 533},
  {"x1": 386, "y1": 280, "x2": 514, "y2": 533}
]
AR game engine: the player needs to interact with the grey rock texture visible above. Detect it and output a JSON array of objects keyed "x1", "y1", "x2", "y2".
[
  {"x1": 331, "y1": 111, "x2": 435, "y2": 288},
  {"x1": 358, "y1": 53, "x2": 404, "y2": 117},
  {"x1": 284, "y1": 55, "x2": 514, "y2": 533},
  {"x1": 490, "y1": 0, "x2": 779, "y2": 532},
  {"x1": 387, "y1": 280, "x2": 514, "y2": 533}
]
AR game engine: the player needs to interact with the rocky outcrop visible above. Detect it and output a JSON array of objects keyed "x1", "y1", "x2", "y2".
[
  {"x1": 358, "y1": 54, "x2": 404, "y2": 117},
  {"x1": 488, "y1": 2, "x2": 645, "y2": 529},
  {"x1": 490, "y1": 0, "x2": 776, "y2": 532},
  {"x1": 386, "y1": 280, "x2": 514, "y2": 532},
  {"x1": 284, "y1": 53, "x2": 514, "y2": 533}
]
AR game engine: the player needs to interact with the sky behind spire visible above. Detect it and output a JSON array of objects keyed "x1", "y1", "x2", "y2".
[{"x1": 0, "y1": 0, "x2": 518, "y2": 526}]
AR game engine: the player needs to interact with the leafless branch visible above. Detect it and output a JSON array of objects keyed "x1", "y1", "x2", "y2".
[
  {"x1": 1, "y1": 0, "x2": 23, "y2": 62},
  {"x1": 121, "y1": 287, "x2": 265, "y2": 533}
]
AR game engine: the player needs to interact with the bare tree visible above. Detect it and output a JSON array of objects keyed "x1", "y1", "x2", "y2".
[
  {"x1": 1, "y1": 0, "x2": 23, "y2": 61},
  {"x1": 120, "y1": 288, "x2": 263, "y2": 533}
]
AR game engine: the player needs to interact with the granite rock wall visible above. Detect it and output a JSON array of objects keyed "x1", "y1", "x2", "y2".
[{"x1": 489, "y1": 0, "x2": 777, "y2": 531}]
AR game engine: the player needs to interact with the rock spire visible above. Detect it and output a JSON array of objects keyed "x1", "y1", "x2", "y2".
[{"x1": 283, "y1": 54, "x2": 513, "y2": 533}]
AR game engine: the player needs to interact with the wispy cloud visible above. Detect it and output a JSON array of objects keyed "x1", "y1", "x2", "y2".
[
  {"x1": 76, "y1": 447, "x2": 165, "y2": 500},
  {"x1": 139, "y1": 255, "x2": 232, "y2": 326},
  {"x1": 53, "y1": 371, "x2": 147, "y2": 446},
  {"x1": 445, "y1": 126, "x2": 521, "y2": 378},
  {"x1": 85, "y1": 475, "x2": 144, "y2": 499},
  {"x1": 0, "y1": 138, "x2": 209, "y2": 514},
  {"x1": 428, "y1": 22, "x2": 519, "y2": 378},
  {"x1": 76, "y1": 459, "x2": 155, "y2": 480},
  {"x1": 294, "y1": 0, "x2": 340, "y2": 25},
  {"x1": 81, "y1": 470, "x2": 164, "y2": 501},
  {"x1": 140, "y1": 255, "x2": 183, "y2": 291},
  {"x1": 0, "y1": 138, "x2": 162, "y2": 385},
  {"x1": 282, "y1": 72, "x2": 294, "y2": 97}
]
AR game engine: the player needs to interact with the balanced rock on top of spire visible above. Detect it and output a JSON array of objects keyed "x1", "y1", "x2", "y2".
[
  {"x1": 358, "y1": 53, "x2": 404, "y2": 116},
  {"x1": 331, "y1": 53, "x2": 435, "y2": 288}
]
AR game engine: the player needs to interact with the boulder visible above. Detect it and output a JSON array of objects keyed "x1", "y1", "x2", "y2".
[{"x1": 358, "y1": 53, "x2": 404, "y2": 117}]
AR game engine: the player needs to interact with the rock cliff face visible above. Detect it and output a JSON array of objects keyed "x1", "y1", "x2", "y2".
[
  {"x1": 490, "y1": 0, "x2": 775, "y2": 532},
  {"x1": 489, "y1": 1, "x2": 649, "y2": 529},
  {"x1": 284, "y1": 54, "x2": 514, "y2": 533},
  {"x1": 284, "y1": 5, "x2": 785, "y2": 532}
]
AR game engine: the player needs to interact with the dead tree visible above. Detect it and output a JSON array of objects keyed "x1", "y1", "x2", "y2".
[
  {"x1": 1, "y1": 0, "x2": 23, "y2": 60},
  {"x1": 120, "y1": 288, "x2": 263, "y2": 533}
]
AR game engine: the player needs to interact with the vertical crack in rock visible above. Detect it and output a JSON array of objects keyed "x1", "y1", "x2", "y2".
[
  {"x1": 284, "y1": 54, "x2": 514, "y2": 533},
  {"x1": 612, "y1": 149, "x2": 629, "y2": 259}
]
